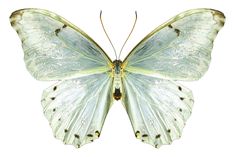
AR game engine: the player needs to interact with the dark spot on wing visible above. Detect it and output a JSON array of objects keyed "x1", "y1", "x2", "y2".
[
  {"x1": 174, "y1": 28, "x2": 180, "y2": 36},
  {"x1": 167, "y1": 24, "x2": 180, "y2": 36},
  {"x1": 55, "y1": 28, "x2": 60, "y2": 36},
  {"x1": 180, "y1": 97, "x2": 184, "y2": 101},
  {"x1": 156, "y1": 134, "x2": 161, "y2": 139},
  {"x1": 178, "y1": 86, "x2": 182, "y2": 91},
  {"x1": 74, "y1": 134, "x2": 80, "y2": 139},
  {"x1": 51, "y1": 97, "x2": 56, "y2": 100},
  {"x1": 155, "y1": 144, "x2": 158, "y2": 148},
  {"x1": 174, "y1": 118, "x2": 177, "y2": 121},
  {"x1": 55, "y1": 24, "x2": 67, "y2": 36},
  {"x1": 142, "y1": 134, "x2": 148, "y2": 138},
  {"x1": 95, "y1": 130, "x2": 100, "y2": 137},
  {"x1": 168, "y1": 24, "x2": 173, "y2": 28},
  {"x1": 179, "y1": 108, "x2": 183, "y2": 112},
  {"x1": 21, "y1": 38, "x2": 26, "y2": 44},
  {"x1": 53, "y1": 86, "x2": 57, "y2": 91},
  {"x1": 167, "y1": 129, "x2": 171, "y2": 133},
  {"x1": 62, "y1": 24, "x2": 67, "y2": 28},
  {"x1": 87, "y1": 134, "x2": 93, "y2": 137},
  {"x1": 90, "y1": 140, "x2": 94, "y2": 142},
  {"x1": 219, "y1": 20, "x2": 225, "y2": 27},
  {"x1": 10, "y1": 20, "x2": 16, "y2": 27},
  {"x1": 135, "y1": 131, "x2": 140, "y2": 138},
  {"x1": 64, "y1": 129, "x2": 68, "y2": 133},
  {"x1": 77, "y1": 144, "x2": 80, "y2": 148},
  {"x1": 53, "y1": 108, "x2": 56, "y2": 112},
  {"x1": 58, "y1": 118, "x2": 61, "y2": 121}
]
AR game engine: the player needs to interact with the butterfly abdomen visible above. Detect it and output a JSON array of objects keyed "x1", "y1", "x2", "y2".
[
  {"x1": 113, "y1": 88, "x2": 122, "y2": 100},
  {"x1": 112, "y1": 60, "x2": 123, "y2": 100}
]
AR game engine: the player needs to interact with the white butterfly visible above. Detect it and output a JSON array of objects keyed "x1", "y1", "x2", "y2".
[{"x1": 10, "y1": 8, "x2": 225, "y2": 148}]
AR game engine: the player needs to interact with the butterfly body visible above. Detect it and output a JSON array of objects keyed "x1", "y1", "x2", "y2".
[
  {"x1": 112, "y1": 60, "x2": 123, "y2": 100},
  {"x1": 10, "y1": 8, "x2": 225, "y2": 149}
]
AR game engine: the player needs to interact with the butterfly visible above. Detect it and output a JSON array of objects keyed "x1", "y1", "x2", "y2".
[{"x1": 10, "y1": 8, "x2": 225, "y2": 149}]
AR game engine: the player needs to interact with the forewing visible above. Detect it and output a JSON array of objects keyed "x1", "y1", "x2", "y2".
[
  {"x1": 123, "y1": 9, "x2": 225, "y2": 81},
  {"x1": 10, "y1": 8, "x2": 112, "y2": 81},
  {"x1": 122, "y1": 72, "x2": 193, "y2": 148},
  {"x1": 41, "y1": 73, "x2": 113, "y2": 148}
]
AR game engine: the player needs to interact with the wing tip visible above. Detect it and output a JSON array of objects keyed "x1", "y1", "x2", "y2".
[
  {"x1": 10, "y1": 9, "x2": 25, "y2": 27},
  {"x1": 210, "y1": 9, "x2": 225, "y2": 28},
  {"x1": 210, "y1": 9, "x2": 225, "y2": 18},
  {"x1": 10, "y1": 8, "x2": 26, "y2": 19},
  {"x1": 9, "y1": 8, "x2": 48, "y2": 26}
]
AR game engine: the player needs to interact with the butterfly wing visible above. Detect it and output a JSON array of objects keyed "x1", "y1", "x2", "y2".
[
  {"x1": 123, "y1": 9, "x2": 225, "y2": 81},
  {"x1": 42, "y1": 73, "x2": 113, "y2": 148},
  {"x1": 10, "y1": 8, "x2": 112, "y2": 81},
  {"x1": 122, "y1": 9, "x2": 225, "y2": 148},
  {"x1": 10, "y1": 8, "x2": 114, "y2": 148},
  {"x1": 122, "y1": 73, "x2": 193, "y2": 148}
]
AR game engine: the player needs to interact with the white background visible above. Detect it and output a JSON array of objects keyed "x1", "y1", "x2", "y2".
[{"x1": 0, "y1": 0, "x2": 235, "y2": 156}]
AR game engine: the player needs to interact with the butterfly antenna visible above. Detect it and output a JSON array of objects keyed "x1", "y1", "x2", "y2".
[
  {"x1": 118, "y1": 11, "x2": 137, "y2": 59},
  {"x1": 100, "y1": 10, "x2": 118, "y2": 59}
]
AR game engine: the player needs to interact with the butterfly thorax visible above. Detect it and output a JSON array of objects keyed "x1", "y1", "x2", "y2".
[{"x1": 112, "y1": 60, "x2": 123, "y2": 100}]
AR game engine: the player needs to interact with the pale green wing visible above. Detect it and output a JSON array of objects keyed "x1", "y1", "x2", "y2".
[
  {"x1": 42, "y1": 72, "x2": 113, "y2": 148},
  {"x1": 10, "y1": 8, "x2": 112, "y2": 81},
  {"x1": 122, "y1": 72, "x2": 193, "y2": 148},
  {"x1": 123, "y1": 9, "x2": 225, "y2": 81}
]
